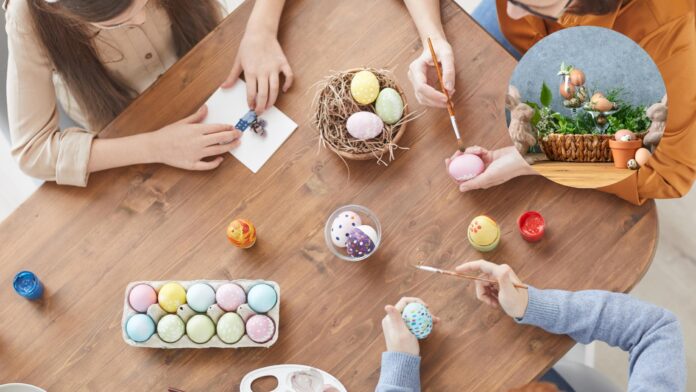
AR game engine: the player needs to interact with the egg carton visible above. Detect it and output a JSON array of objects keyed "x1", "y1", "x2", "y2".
[{"x1": 121, "y1": 279, "x2": 280, "y2": 349}]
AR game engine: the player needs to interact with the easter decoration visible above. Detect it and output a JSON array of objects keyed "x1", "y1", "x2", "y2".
[
  {"x1": 314, "y1": 67, "x2": 417, "y2": 164},
  {"x1": 447, "y1": 153, "x2": 485, "y2": 182},
  {"x1": 240, "y1": 365, "x2": 348, "y2": 392},
  {"x1": 226, "y1": 218, "x2": 257, "y2": 249},
  {"x1": 401, "y1": 302, "x2": 433, "y2": 340},
  {"x1": 121, "y1": 280, "x2": 280, "y2": 348},
  {"x1": 13, "y1": 270, "x2": 44, "y2": 300},
  {"x1": 325, "y1": 204, "x2": 381, "y2": 261},
  {"x1": 643, "y1": 95, "x2": 667, "y2": 150},
  {"x1": 516, "y1": 61, "x2": 658, "y2": 165},
  {"x1": 468, "y1": 215, "x2": 501, "y2": 252}
]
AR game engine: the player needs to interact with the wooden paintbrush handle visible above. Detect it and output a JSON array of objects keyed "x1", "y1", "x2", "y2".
[
  {"x1": 426, "y1": 38, "x2": 455, "y2": 116},
  {"x1": 444, "y1": 270, "x2": 528, "y2": 289}
]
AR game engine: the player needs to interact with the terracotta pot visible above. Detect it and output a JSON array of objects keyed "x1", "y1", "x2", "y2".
[{"x1": 608, "y1": 139, "x2": 642, "y2": 168}]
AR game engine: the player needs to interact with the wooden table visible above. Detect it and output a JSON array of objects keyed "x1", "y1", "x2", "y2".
[
  {"x1": 531, "y1": 158, "x2": 635, "y2": 188},
  {"x1": 0, "y1": 1, "x2": 658, "y2": 390}
]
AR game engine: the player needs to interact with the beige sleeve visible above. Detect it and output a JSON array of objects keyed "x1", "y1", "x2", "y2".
[{"x1": 5, "y1": 1, "x2": 94, "y2": 187}]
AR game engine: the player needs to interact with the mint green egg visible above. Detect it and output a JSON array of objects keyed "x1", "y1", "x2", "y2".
[{"x1": 375, "y1": 88, "x2": 404, "y2": 125}]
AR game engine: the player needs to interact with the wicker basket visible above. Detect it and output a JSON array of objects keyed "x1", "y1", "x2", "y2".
[
  {"x1": 314, "y1": 68, "x2": 408, "y2": 161},
  {"x1": 539, "y1": 132, "x2": 646, "y2": 162}
]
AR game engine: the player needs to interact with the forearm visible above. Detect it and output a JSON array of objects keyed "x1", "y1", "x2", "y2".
[
  {"x1": 403, "y1": 0, "x2": 446, "y2": 42},
  {"x1": 87, "y1": 133, "x2": 156, "y2": 173},
  {"x1": 245, "y1": 0, "x2": 286, "y2": 36},
  {"x1": 519, "y1": 287, "x2": 686, "y2": 392}
]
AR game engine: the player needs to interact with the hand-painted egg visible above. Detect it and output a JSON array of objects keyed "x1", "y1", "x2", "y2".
[
  {"x1": 350, "y1": 70, "x2": 380, "y2": 105},
  {"x1": 375, "y1": 88, "x2": 404, "y2": 125},
  {"x1": 186, "y1": 314, "x2": 215, "y2": 344},
  {"x1": 635, "y1": 147, "x2": 651, "y2": 166},
  {"x1": 158, "y1": 282, "x2": 187, "y2": 313},
  {"x1": 468, "y1": 215, "x2": 500, "y2": 252},
  {"x1": 157, "y1": 314, "x2": 185, "y2": 343},
  {"x1": 128, "y1": 284, "x2": 157, "y2": 313},
  {"x1": 627, "y1": 158, "x2": 639, "y2": 170},
  {"x1": 227, "y1": 218, "x2": 257, "y2": 249},
  {"x1": 186, "y1": 283, "x2": 216, "y2": 313},
  {"x1": 330, "y1": 211, "x2": 362, "y2": 247},
  {"x1": 401, "y1": 302, "x2": 433, "y2": 340},
  {"x1": 125, "y1": 313, "x2": 156, "y2": 343},
  {"x1": 346, "y1": 111, "x2": 384, "y2": 140},
  {"x1": 217, "y1": 312, "x2": 246, "y2": 344},
  {"x1": 346, "y1": 227, "x2": 376, "y2": 258},
  {"x1": 216, "y1": 283, "x2": 247, "y2": 312},
  {"x1": 246, "y1": 314, "x2": 276, "y2": 343},
  {"x1": 355, "y1": 224, "x2": 378, "y2": 243},
  {"x1": 247, "y1": 283, "x2": 278, "y2": 313},
  {"x1": 448, "y1": 154, "x2": 485, "y2": 182},
  {"x1": 614, "y1": 129, "x2": 635, "y2": 142}
]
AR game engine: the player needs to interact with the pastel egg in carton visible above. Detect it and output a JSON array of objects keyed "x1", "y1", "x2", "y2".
[{"x1": 121, "y1": 279, "x2": 280, "y2": 348}]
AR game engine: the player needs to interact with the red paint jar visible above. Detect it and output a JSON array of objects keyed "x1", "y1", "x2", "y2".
[{"x1": 518, "y1": 211, "x2": 545, "y2": 242}]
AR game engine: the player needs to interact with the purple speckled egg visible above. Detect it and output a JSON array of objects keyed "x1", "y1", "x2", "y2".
[{"x1": 345, "y1": 227, "x2": 376, "y2": 258}]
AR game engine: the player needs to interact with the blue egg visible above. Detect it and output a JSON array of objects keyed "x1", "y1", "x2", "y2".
[
  {"x1": 247, "y1": 283, "x2": 278, "y2": 313},
  {"x1": 186, "y1": 283, "x2": 216, "y2": 312},
  {"x1": 126, "y1": 313, "x2": 156, "y2": 342},
  {"x1": 401, "y1": 302, "x2": 433, "y2": 340}
]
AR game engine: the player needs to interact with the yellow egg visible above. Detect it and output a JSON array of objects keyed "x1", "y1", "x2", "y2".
[
  {"x1": 158, "y1": 282, "x2": 187, "y2": 313},
  {"x1": 635, "y1": 148, "x2": 651, "y2": 167},
  {"x1": 468, "y1": 215, "x2": 501, "y2": 252},
  {"x1": 350, "y1": 70, "x2": 380, "y2": 105}
]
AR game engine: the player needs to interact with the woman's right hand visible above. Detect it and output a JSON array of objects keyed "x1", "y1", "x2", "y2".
[
  {"x1": 149, "y1": 106, "x2": 242, "y2": 171},
  {"x1": 408, "y1": 37, "x2": 455, "y2": 108}
]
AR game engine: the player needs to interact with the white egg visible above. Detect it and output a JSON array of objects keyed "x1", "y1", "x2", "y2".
[{"x1": 330, "y1": 211, "x2": 362, "y2": 247}]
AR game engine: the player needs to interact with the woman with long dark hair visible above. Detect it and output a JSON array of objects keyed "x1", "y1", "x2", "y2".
[
  {"x1": 6, "y1": 0, "x2": 293, "y2": 186},
  {"x1": 403, "y1": 0, "x2": 696, "y2": 205}
]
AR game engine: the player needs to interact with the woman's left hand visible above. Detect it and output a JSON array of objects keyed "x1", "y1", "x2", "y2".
[
  {"x1": 221, "y1": 31, "x2": 294, "y2": 113},
  {"x1": 446, "y1": 146, "x2": 537, "y2": 192}
]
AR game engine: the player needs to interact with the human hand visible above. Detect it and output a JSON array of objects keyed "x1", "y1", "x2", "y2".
[
  {"x1": 149, "y1": 106, "x2": 241, "y2": 170},
  {"x1": 408, "y1": 38, "x2": 454, "y2": 108},
  {"x1": 455, "y1": 260, "x2": 528, "y2": 318},
  {"x1": 222, "y1": 30, "x2": 293, "y2": 113},
  {"x1": 381, "y1": 297, "x2": 440, "y2": 356},
  {"x1": 446, "y1": 146, "x2": 536, "y2": 192}
]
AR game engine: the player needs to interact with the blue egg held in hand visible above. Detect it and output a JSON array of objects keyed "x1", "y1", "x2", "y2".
[
  {"x1": 247, "y1": 283, "x2": 278, "y2": 313},
  {"x1": 126, "y1": 313, "x2": 156, "y2": 343},
  {"x1": 401, "y1": 302, "x2": 433, "y2": 340}
]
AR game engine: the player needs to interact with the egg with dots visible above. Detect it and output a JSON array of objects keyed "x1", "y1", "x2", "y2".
[
  {"x1": 346, "y1": 111, "x2": 384, "y2": 140},
  {"x1": 247, "y1": 283, "x2": 278, "y2": 313},
  {"x1": 128, "y1": 283, "x2": 157, "y2": 312},
  {"x1": 125, "y1": 313, "x2": 156, "y2": 343},
  {"x1": 401, "y1": 302, "x2": 433, "y2": 340},
  {"x1": 350, "y1": 70, "x2": 380, "y2": 105},
  {"x1": 216, "y1": 283, "x2": 247, "y2": 312},
  {"x1": 635, "y1": 148, "x2": 652, "y2": 167},
  {"x1": 157, "y1": 314, "x2": 185, "y2": 343},
  {"x1": 246, "y1": 314, "x2": 276, "y2": 343},
  {"x1": 227, "y1": 218, "x2": 257, "y2": 249},
  {"x1": 217, "y1": 312, "x2": 246, "y2": 344},
  {"x1": 186, "y1": 283, "x2": 216, "y2": 313},
  {"x1": 375, "y1": 88, "x2": 404, "y2": 125},
  {"x1": 346, "y1": 225, "x2": 378, "y2": 258},
  {"x1": 468, "y1": 215, "x2": 501, "y2": 252},
  {"x1": 614, "y1": 129, "x2": 636, "y2": 142},
  {"x1": 158, "y1": 282, "x2": 187, "y2": 313},
  {"x1": 448, "y1": 153, "x2": 484, "y2": 182},
  {"x1": 330, "y1": 211, "x2": 362, "y2": 247}
]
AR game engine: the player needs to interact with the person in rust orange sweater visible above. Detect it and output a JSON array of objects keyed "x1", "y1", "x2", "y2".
[{"x1": 403, "y1": 0, "x2": 696, "y2": 204}]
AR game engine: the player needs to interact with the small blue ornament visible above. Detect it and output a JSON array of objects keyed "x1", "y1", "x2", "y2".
[{"x1": 235, "y1": 110, "x2": 266, "y2": 135}]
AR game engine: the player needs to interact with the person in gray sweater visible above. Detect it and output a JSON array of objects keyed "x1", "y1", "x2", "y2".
[{"x1": 376, "y1": 260, "x2": 686, "y2": 392}]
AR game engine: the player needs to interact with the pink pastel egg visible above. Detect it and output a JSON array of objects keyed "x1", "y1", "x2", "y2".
[
  {"x1": 246, "y1": 314, "x2": 276, "y2": 343},
  {"x1": 216, "y1": 283, "x2": 247, "y2": 312},
  {"x1": 346, "y1": 111, "x2": 384, "y2": 140},
  {"x1": 128, "y1": 284, "x2": 157, "y2": 312},
  {"x1": 635, "y1": 147, "x2": 651, "y2": 166},
  {"x1": 448, "y1": 153, "x2": 484, "y2": 182}
]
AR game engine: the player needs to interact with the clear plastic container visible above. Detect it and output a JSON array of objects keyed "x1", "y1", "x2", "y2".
[{"x1": 324, "y1": 204, "x2": 381, "y2": 262}]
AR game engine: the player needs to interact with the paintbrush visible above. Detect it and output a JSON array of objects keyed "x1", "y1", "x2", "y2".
[
  {"x1": 414, "y1": 264, "x2": 528, "y2": 289},
  {"x1": 426, "y1": 37, "x2": 465, "y2": 152}
]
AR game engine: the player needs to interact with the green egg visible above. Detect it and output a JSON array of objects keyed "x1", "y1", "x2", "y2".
[{"x1": 375, "y1": 88, "x2": 404, "y2": 125}]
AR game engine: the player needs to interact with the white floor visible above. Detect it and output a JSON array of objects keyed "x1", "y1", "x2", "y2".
[{"x1": 2, "y1": 0, "x2": 693, "y2": 389}]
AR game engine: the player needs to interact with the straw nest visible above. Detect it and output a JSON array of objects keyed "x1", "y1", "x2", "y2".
[{"x1": 313, "y1": 68, "x2": 417, "y2": 164}]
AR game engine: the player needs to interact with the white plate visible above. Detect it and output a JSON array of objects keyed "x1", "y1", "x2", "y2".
[{"x1": 0, "y1": 384, "x2": 45, "y2": 392}]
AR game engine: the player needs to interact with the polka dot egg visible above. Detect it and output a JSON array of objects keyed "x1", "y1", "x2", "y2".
[
  {"x1": 401, "y1": 302, "x2": 433, "y2": 340},
  {"x1": 246, "y1": 314, "x2": 276, "y2": 343},
  {"x1": 350, "y1": 70, "x2": 380, "y2": 105},
  {"x1": 346, "y1": 225, "x2": 377, "y2": 258},
  {"x1": 330, "y1": 211, "x2": 362, "y2": 247},
  {"x1": 375, "y1": 88, "x2": 404, "y2": 125},
  {"x1": 157, "y1": 314, "x2": 185, "y2": 343}
]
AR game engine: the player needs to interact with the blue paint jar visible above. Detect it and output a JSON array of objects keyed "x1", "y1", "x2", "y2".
[{"x1": 13, "y1": 271, "x2": 44, "y2": 300}]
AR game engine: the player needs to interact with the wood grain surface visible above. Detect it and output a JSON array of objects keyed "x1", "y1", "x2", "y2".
[
  {"x1": 531, "y1": 159, "x2": 635, "y2": 188},
  {"x1": 0, "y1": 1, "x2": 657, "y2": 391}
]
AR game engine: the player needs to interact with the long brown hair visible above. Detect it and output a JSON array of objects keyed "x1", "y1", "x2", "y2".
[{"x1": 27, "y1": 0, "x2": 222, "y2": 129}]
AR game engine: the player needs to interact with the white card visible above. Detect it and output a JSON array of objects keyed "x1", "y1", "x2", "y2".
[{"x1": 202, "y1": 82, "x2": 298, "y2": 173}]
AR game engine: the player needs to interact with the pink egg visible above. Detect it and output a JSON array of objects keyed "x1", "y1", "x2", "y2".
[
  {"x1": 635, "y1": 147, "x2": 651, "y2": 167},
  {"x1": 128, "y1": 284, "x2": 157, "y2": 313},
  {"x1": 216, "y1": 283, "x2": 247, "y2": 312},
  {"x1": 246, "y1": 314, "x2": 276, "y2": 343},
  {"x1": 448, "y1": 153, "x2": 484, "y2": 182},
  {"x1": 346, "y1": 111, "x2": 384, "y2": 140},
  {"x1": 614, "y1": 129, "x2": 636, "y2": 141}
]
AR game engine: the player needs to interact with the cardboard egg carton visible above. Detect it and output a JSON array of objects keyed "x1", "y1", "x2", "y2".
[{"x1": 121, "y1": 279, "x2": 280, "y2": 349}]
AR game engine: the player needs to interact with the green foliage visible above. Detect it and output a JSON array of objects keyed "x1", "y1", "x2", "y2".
[{"x1": 540, "y1": 82, "x2": 552, "y2": 108}]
